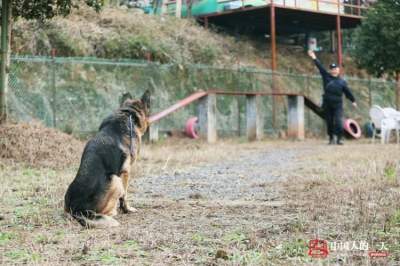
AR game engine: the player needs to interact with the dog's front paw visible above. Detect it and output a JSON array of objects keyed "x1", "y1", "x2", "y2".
[
  {"x1": 120, "y1": 205, "x2": 137, "y2": 214},
  {"x1": 124, "y1": 206, "x2": 138, "y2": 213},
  {"x1": 119, "y1": 199, "x2": 138, "y2": 214}
]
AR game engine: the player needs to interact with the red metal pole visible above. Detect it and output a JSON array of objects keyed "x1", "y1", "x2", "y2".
[
  {"x1": 270, "y1": 4, "x2": 277, "y2": 71},
  {"x1": 336, "y1": 15, "x2": 343, "y2": 68},
  {"x1": 270, "y1": 2, "x2": 277, "y2": 127}
]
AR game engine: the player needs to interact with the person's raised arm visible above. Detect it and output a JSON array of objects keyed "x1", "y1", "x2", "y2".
[{"x1": 307, "y1": 50, "x2": 329, "y2": 77}]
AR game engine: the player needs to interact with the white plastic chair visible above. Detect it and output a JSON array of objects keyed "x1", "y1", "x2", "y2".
[
  {"x1": 369, "y1": 105, "x2": 400, "y2": 144},
  {"x1": 383, "y1": 107, "x2": 400, "y2": 119}
]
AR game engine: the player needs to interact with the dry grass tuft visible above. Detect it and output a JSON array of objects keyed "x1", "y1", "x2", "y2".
[{"x1": 0, "y1": 121, "x2": 84, "y2": 169}]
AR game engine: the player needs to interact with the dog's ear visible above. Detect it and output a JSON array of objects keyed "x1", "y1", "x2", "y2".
[
  {"x1": 120, "y1": 92, "x2": 133, "y2": 107},
  {"x1": 140, "y1": 90, "x2": 151, "y2": 111}
]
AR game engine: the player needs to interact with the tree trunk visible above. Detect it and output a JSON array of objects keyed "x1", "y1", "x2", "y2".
[{"x1": 0, "y1": 0, "x2": 11, "y2": 123}]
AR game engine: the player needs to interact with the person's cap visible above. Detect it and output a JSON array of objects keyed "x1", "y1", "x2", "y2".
[{"x1": 329, "y1": 63, "x2": 339, "y2": 69}]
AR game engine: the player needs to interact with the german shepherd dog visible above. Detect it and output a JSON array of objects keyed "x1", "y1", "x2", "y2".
[{"x1": 64, "y1": 91, "x2": 150, "y2": 228}]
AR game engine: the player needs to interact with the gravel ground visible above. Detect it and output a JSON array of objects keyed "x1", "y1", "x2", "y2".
[{"x1": 134, "y1": 147, "x2": 301, "y2": 201}]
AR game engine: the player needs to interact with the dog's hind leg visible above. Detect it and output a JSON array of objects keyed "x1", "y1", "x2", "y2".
[
  {"x1": 97, "y1": 175, "x2": 125, "y2": 218},
  {"x1": 119, "y1": 170, "x2": 137, "y2": 213},
  {"x1": 74, "y1": 213, "x2": 120, "y2": 228}
]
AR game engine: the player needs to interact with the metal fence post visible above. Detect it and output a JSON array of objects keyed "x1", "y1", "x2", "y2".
[
  {"x1": 368, "y1": 78, "x2": 372, "y2": 108},
  {"x1": 237, "y1": 96, "x2": 241, "y2": 136},
  {"x1": 396, "y1": 73, "x2": 400, "y2": 110},
  {"x1": 51, "y1": 49, "x2": 57, "y2": 128}
]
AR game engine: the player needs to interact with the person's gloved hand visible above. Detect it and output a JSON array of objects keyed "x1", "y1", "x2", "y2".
[
  {"x1": 352, "y1": 102, "x2": 358, "y2": 108},
  {"x1": 308, "y1": 50, "x2": 317, "y2": 60}
]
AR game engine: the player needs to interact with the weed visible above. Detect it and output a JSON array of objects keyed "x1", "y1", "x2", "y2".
[
  {"x1": 0, "y1": 232, "x2": 15, "y2": 245},
  {"x1": 4, "y1": 249, "x2": 41, "y2": 263}
]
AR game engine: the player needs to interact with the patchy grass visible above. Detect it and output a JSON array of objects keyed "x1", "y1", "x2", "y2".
[
  {"x1": 0, "y1": 139, "x2": 399, "y2": 265},
  {"x1": 0, "y1": 232, "x2": 16, "y2": 246},
  {"x1": 281, "y1": 142, "x2": 400, "y2": 265},
  {"x1": 4, "y1": 249, "x2": 41, "y2": 264}
]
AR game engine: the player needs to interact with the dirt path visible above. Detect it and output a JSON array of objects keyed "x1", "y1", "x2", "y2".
[
  {"x1": 116, "y1": 143, "x2": 313, "y2": 265},
  {"x1": 134, "y1": 146, "x2": 300, "y2": 202}
]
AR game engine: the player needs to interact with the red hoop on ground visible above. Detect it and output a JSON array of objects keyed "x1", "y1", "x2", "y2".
[
  {"x1": 185, "y1": 117, "x2": 199, "y2": 139},
  {"x1": 343, "y1": 118, "x2": 362, "y2": 139}
]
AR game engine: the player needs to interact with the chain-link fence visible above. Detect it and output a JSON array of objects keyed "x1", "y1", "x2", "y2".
[{"x1": 7, "y1": 56, "x2": 397, "y2": 138}]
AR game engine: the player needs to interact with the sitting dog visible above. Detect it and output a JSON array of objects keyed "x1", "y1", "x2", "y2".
[{"x1": 64, "y1": 90, "x2": 150, "y2": 228}]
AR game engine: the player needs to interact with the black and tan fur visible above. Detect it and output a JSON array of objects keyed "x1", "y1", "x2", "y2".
[{"x1": 64, "y1": 91, "x2": 150, "y2": 228}]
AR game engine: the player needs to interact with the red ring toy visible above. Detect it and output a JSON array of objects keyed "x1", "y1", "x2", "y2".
[
  {"x1": 343, "y1": 118, "x2": 362, "y2": 139},
  {"x1": 185, "y1": 117, "x2": 199, "y2": 139}
]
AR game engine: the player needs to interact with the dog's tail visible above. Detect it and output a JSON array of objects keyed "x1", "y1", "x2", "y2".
[{"x1": 67, "y1": 211, "x2": 120, "y2": 228}]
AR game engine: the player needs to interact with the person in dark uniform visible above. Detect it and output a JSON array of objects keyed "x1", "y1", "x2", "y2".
[{"x1": 308, "y1": 50, "x2": 357, "y2": 145}]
